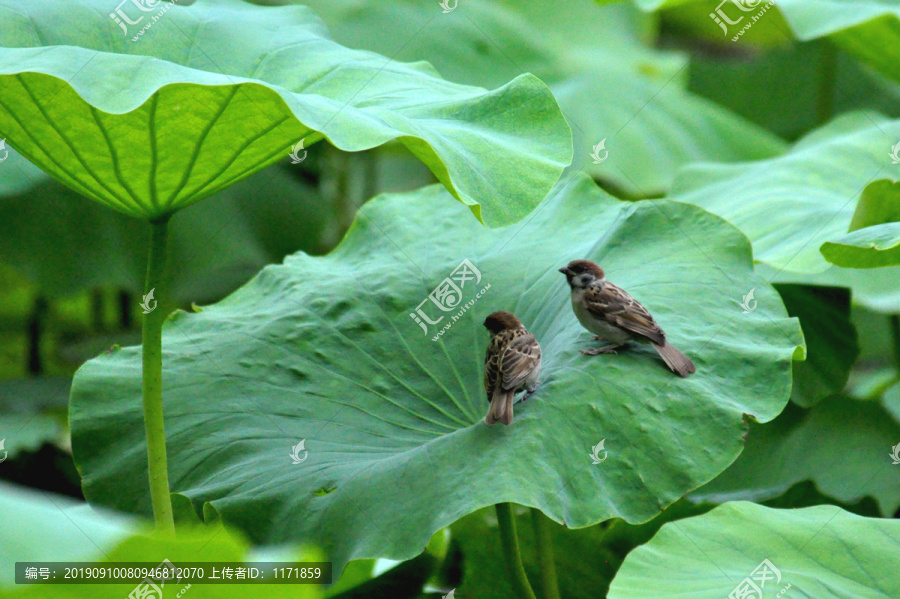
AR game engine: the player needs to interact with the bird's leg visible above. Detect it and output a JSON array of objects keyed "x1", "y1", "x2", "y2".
[
  {"x1": 581, "y1": 344, "x2": 626, "y2": 356},
  {"x1": 521, "y1": 382, "x2": 539, "y2": 401}
]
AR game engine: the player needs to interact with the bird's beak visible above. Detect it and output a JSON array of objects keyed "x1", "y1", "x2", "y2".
[{"x1": 559, "y1": 267, "x2": 572, "y2": 275}]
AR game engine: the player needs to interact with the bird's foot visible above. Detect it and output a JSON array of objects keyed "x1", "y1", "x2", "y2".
[{"x1": 521, "y1": 384, "x2": 539, "y2": 401}]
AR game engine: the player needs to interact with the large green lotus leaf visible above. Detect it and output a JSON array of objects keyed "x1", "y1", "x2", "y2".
[
  {"x1": 0, "y1": 484, "x2": 322, "y2": 598},
  {"x1": 821, "y1": 222, "x2": 900, "y2": 268},
  {"x1": 0, "y1": 0, "x2": 570, "y2": 226},
  {"x1": 691, "y1": 398, "x2": 900, "y2": 517},
  {"x1": 301, "y1": 0, "x2": 785, "y2": 197},
  {"x1": 608, "y1": 501, "x2": 900, "y2": 598},
  {"x1": 671, "y1": 112, "x2": 900, "y2": 274},
  {"x1": 70, "y1": 174, "x2": 803, "y2": 573},
  {"x1": 775, "y1": 285, "x2": 858, "y2": 407}
]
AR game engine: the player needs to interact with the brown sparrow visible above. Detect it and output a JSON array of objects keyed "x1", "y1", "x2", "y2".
[
  {"x1": 559, "y1": 260, "x2": 696, "y2": 377},
  {"x1": 483, "y1": 310, "x2": 542, "y2": 425}
]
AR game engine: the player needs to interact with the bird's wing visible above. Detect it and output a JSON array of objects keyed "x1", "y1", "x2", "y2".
[
  {"x1": 584, "y1": 282, "x2": 666, "y2": 345},
  {"x1": 499, "y1": 331, "x2": 541, "y2": 391},
  {"x1": 484, "y1": 336, "x2": 502, "y2": 401}
]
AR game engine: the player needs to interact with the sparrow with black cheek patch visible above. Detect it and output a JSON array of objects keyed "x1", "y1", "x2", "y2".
[
  {"x1": 483, "y1": 310, "x2": 542, "y2": 426},
  {"x1": 559, "y1": 259, "x2": 696, "y2": 377}
]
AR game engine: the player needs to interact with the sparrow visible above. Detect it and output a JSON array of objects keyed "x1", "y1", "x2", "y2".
[
  {"x1": 483, "y1": 310, "x2": 542, "y2": 426},
  {"x1": 559, "y1": 260, "x2": 696, "y2": 377}
]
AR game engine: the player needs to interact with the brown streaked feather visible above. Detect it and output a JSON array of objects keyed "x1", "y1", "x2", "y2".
[
  {"x1": 485, "y1": 387, "x2": 514, "y2": 425},
  {"x1": 484, "y1": 328, "x2": 541, "y2": 400},
  {"x1": 499, "y1": 332, "x2": 541, "y2": 391},
  {"x1": 583, "y1": 282, "x2": 666, "y2": 345},
  {"x1": 653, "y1": 341, "x2": 696, "y2": 377},
  {"x1": 484, "y1": 339, "x2": 500, "y2": 400}
]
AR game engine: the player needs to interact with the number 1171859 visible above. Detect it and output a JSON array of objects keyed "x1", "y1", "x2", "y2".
[{"x1": 273, "y1": 567, "x2": 322, "y2": 579}]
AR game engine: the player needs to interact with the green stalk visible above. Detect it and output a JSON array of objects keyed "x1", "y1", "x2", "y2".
[
  {"x1": 530, "y1": 508, "x2": 561, "y2": 599},
  {"x1": 816, "y1": 40, "x2": 837, "y2": 126},
  {"x1": 495, "y1": 503, "x2": 537, "y2": 599},
  {"x1": 142, "y1": 217, "x2": 175, "y2": 534}
]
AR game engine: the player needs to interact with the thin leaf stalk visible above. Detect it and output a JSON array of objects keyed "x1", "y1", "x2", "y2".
[
  {"x1": 495, "y1": 502, "x2": 537, "y2": 599},
  {"x1": 531, "y1": 507, "x2": 561, "y2": 599},
  {"x1": 816, "y1": 40, "x2": 837, "y2": 126},
  {"x1": 142, "y1": 216, "x2": 175, "y2": 534}
]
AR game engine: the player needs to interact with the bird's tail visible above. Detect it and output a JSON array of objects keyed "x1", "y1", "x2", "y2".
[
  {"x1": 485, "y1": 387, "x2": 514, "y2": 426},
  {"x1": 652, "y1": 342, "x2": 696, "y2": 377}
]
